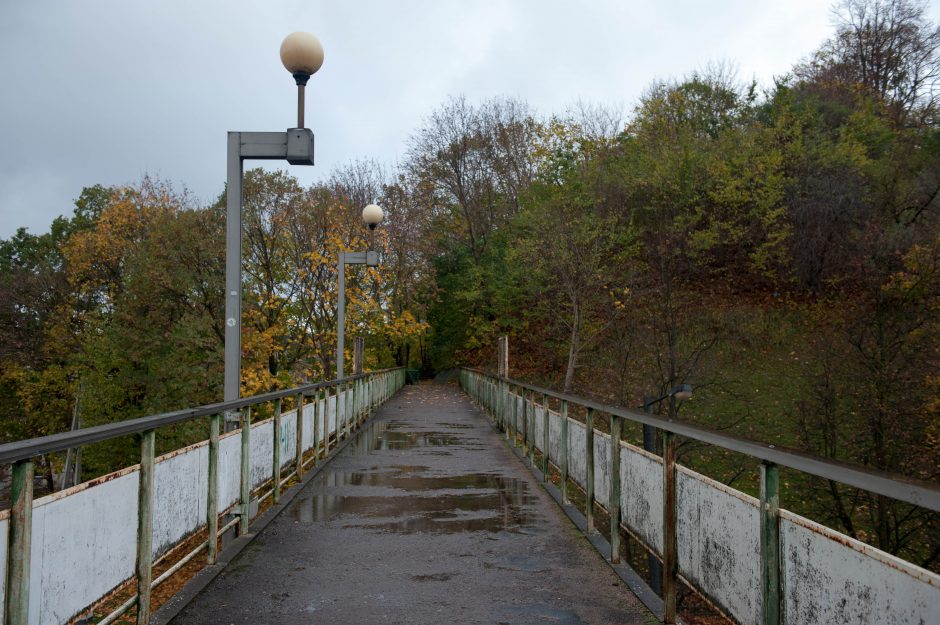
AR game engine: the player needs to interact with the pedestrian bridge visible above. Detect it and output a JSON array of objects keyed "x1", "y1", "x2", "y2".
[{"x1": 0, "y1": 368, "x2": 937, "y2": 625}]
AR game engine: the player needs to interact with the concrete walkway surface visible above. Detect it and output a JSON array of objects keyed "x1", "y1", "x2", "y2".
[{"x1": 169, "y1": 383, "x2": 652, "y2": 625}]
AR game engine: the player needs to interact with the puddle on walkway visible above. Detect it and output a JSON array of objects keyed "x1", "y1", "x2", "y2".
[
  {"x1": 291, "y1": 416, "x2": 539, "y2": 534},
  {"x1": 292, "y1": 469, "x2": 536, "y2": 533},
  {"x1": 343, "y1": 418, "x2": 486, "y2": 456},
  {"x1": 375, "y1": 430, "x2": 465, "y2": 449}
]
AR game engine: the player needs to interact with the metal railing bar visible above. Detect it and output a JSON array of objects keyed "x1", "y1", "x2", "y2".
[
  {"x1": 150, "y1": 541, "x2": 208, "y2": 591},
  {"x1": 98, "y1": 534, "x2": 214, "y2": 624},
  {"x1": 0, "y1": 368, "x2": 403, "y2": 465},
  {"x1": 217, "y1": 515, "x2": 240, "y2": 537},
  {"x1": 97, "y1": 592, "x2": 136, "y2": 625},
  {"x1": 466, "y1": 368, "x2": 940, "y2": 512}
]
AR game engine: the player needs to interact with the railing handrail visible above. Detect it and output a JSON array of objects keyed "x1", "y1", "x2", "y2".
[
  {"x1": 462, "y1": 367, "x2": 940, "y2": 512},
  {"x1": 0, "y1": 368, "x2": 404, "y2": 465}
]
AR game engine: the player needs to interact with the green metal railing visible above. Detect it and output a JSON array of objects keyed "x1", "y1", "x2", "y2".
[
  {"x1": 460, "y1": 367, "x2": 940, "y2": 625},
  {"x1": 0, "y1": 367, "x2": 405, "y2": 625}
]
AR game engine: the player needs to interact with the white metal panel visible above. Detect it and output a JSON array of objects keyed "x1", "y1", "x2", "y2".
[
  {"x1": 676, "y1": 467, "x2": 761, "y2": 625},
  {"x1": 593, "y1": 432, "x2": 611, "y2": 509},
  {"x1": 249, "y1": 420, "x2": 274, "y2": 489},
  {"x1": 781, "y1": 511, "x2": 940, "y2": 625},
  {"x1": 301, "y1": 401, "x2": 314, "y2": 452},
  {"x1": 218, "y1": 432, "x2": 242, "y2": 511},
  {"x1": 326, "y1": 393, "x2": 337, "y2": 437},
  {"x1": 619, "y1": 441, "x2": 663, "y2": 553},
  {"x1": 152, "y1": 445, "x2": 208, "y2": 557},
  {"x1": 532, "y1": 405, "x2": 546, "y2": 456},
  {"x1": 27, "y1": 494, "x2": 43, "y2": 625},
  {"x1": 548, "y1": 409, "x2": 563, "y2": 464},
  {"x1": 280, "y1": 409, "x2": 298, "y2": 468},
  {"x1": 567, "y1": 419, "x2": 587, "y2": 487},
  {"x1": 31, "y1": 471, "x2": 138, "y2": 625}
]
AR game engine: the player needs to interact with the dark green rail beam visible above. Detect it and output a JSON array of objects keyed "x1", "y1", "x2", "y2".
[
  {"x1": 0, "y1": 368, "x2": 403, "y2": 465},
  {"x1": 461, "y1": 368, "x2": 940, "y2": 512}
]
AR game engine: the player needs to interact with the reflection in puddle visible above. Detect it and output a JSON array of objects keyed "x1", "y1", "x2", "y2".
[
  {"x1": 376, "y1": 430, "x2": 465, "y2": 449},
  {"x1": 291, "y1": 469, "x2": 534, "y2": 533},
  {"x1": 291, "y1": 418, "x2": 537, "y2": 533}
]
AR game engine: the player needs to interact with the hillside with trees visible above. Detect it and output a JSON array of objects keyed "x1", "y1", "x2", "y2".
[{"x1": 1, "y1": 0, "x2": 937, "y2": 569}]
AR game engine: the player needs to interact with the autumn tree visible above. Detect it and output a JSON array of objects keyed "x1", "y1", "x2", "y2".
[{"x1": 798, "y1": 0, "x2": 940, "y2": 127}]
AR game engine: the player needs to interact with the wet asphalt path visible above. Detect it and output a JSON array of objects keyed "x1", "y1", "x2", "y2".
[{"x1": 170, "y1": 383, "x2": 650, "y2": 625}]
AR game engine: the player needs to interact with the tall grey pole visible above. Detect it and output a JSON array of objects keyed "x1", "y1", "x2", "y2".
[
  {"x1": 223, "y1": 130, "x2": 315, "y2": 431},
  {"x1": 336, "y1": 252, "x2": 345, "y2": 380},
  {"x1": 224, "y1": 132, "x2": 243, "y2": 407}
]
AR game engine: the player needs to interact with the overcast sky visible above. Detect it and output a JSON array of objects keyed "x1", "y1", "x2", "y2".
[{"x1": 4, "y1": 1, "x2": 935, "y2": 239}]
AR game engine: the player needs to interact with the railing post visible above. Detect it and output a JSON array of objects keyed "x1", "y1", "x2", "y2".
[
  {"x1": 324, "y1": 386, "x2": 332, "y2": 453},
  {"x1": 495, "y1": 380, "x2": 502, "y2": 431},
  {"x1": 528, "y1": 391, "x2": 536, "y2": 465},
  {"x1": 585, "y1": 407, "x2": 595, "y2": 533},
  {"x1": 610, "y1": 413, "x2": 622, "y2": 563},
  {"x1": 503, "y1": 382, "x2": 511, "y2": 441},
  {"x1": 207, "y1": 414, "x2": 220, "y2": 564},
  {"x1": 510, "y1": 385, "x2": 518, "y2": 445},
  {"x1": 353, "y1": 379, "x2": 359, "y2": 427},
  {"x1": 5, "y1": 459, "x2": 33, "y2": 625},
  {"x1": 239, "y1": 407, "x2": 251, "y2": 535},
  {"x1": 359, "y1": 378, "x2": 365, "y2": 422},
  {"x1": 484, "y1": 379, "x2": 489, "y2": 415},
  {"x1": 342, "y1": 382, "x2": 349, "y2": 440},
  {"x1": 309, "y1": 388, "x2": 317, "y2": 464},
  {"x1": 489, "y1": 379, "x2": 494, "y2": 420},
  {"x1": 295, "y1": 392, "x2": 305, "y2": 478},
  {"x1": 761, "y1": 462, "x2": 781, "y2": 625},
  {"x1": 272, "y1": 398, "x2": 282, "y2": 504},
  {"x1": 541, "y1": 393, "x2": 549, "y2": 479},
  {"x1": 352, "y1": 380, "x2": 358, "y2": 428},
  {"x1": 499, "y1": 381, "x2": 509, "y2": 435},
  {"x1": 360, "y1": 378, "x2": 366, "y2": 422},
  {"x1": 350, "y1": 380, "x2": 356, "y2": 429},
  {"x1": 349, "y1": 380, "x2": 356, "y2": 431},
  {"x1": 663, "y1": 429, "x2": 678, "y2": 623},
  {"x1": 519, "y1": 386, "x2": 526, "y2": 450},
  {"x1": 560, "y1": 400, "x2": 569, "y2": 504},
  {"x1": 643, "y1": 420, "x2": 663, "y2": 595},
  {"x1": 136, "y1": 429, "x2": 155, "y2": 625}
]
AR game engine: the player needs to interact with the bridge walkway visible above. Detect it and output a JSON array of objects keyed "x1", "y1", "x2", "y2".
[{"x1": 168, "y1": 382, "x2": 651, "y2": 625}]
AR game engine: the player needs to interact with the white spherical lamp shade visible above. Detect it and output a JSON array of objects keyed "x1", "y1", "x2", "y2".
[
  {"x1": 280, "y1": 32, "x2": 324, "y2": 75},
  {"x1": 362, "y1": 204, "x2": 384, "y2": 227},
  {"x1": 671, "y1": 384, "x2": 694, "y2": 401}
]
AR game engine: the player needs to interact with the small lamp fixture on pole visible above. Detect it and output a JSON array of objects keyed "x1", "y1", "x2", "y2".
[
  {"x1": 280, "y1": 32, "x2": 325, "y2": 129},
  {"x1": 362, "y1": 203, "x2": 384, "y2": 253},
  {"x1": 336, "y1": 204, "x2": 385, "y2": 381}
]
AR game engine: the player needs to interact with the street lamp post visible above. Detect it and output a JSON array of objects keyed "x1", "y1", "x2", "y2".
[
  {"x1": 224, "y1": 32, "x2": 324, "y2": 425},
  {"x1": 336, "y1": 204, "x2": 384, "y2": 380},
  {"x1": 640, "y1": 382, "x2": 693, "y2": 597}
]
